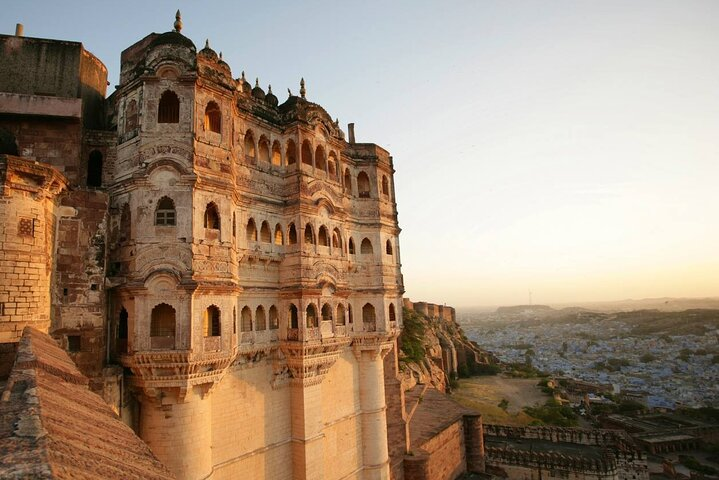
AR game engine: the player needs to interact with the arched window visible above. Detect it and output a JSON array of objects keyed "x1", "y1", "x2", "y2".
[
  {"x1": 204, "y1": 202, "x2": 220, "y2": 229},
  {"x1": 357, "y1": 171, "x2": 370, "y2": 198},
  {"x1": 259, "y1": 136, "x2": 270, "y2": 163},
  {"x1": 269, "y1": 305, "x2": 279, "y2": 330},
  {"x1": 362, "y1": 303, "x2": 376, "y2": 331},
  {"x1": 274, "y1": 224, "x2": 284, "y2": 245},
  {"x1": 306, "y1": 304, "x2": 318, "y2": 328},
  {"x1": 348, "y1": 238, "x2": 356, "y2": 255},
  {"x1": 272, "y1": 141, "x2": 282, "y2": 166},
  {"x1": 289, "y1": 304, "x2": 299, "y2": 329},
  {"x1": 301, "y1": 140, "x2": 312, "y2": 166},
  {"x1": 318, "y1": 226, "x2": 329, "y2": 247},
  {"x1": 241, "y1": 306, "x2": 252, "y2": 332},
  {"x1": 286, "y1": 139, "x2": 297, "y2": 165},
  {"x1": 150, "y1": 304, "x2": 176, "y2": 348},
  {"x1": 205, "y1": 101, "x2": 221, "y2": 133},
  {"x1": 389, "y1": 303, "x2": 397, "y2": 324},
  {"x1": 204, "y1": 305, "x2": 221, "y2": 337},
  {"x1": 332, "y1": 229, "x2": 341, "y2": 250},
  {"x1": 382, "y1": 175, "x2": 390, "y2": 197},
  {"x1": 321, "y1": 303, "x2": 332, "y2": 323},
  {"x1": 255, "y1": 306, "x2": 267, "y2": 331},
  {"x1": 348, "y1": 304, "x2": 353, "y2": 324},
  {"x1": 336, "y1": 304, "x2": 346, "y2": 325},
  {"x1": 246, "y1": 218, "x2": 258, "y2": 242},
  {"x1": 244, "y1": 130, "x2": 256, "y2": 160},
  {"x1": 304, "y1": 224, "x2": 315, "y2": 245},
  {"x1": 260, "y1": 221, "x2": 271, "y2": 243},
  {"x1": 125, "y1": 99, "x2": 138, "y2": 132},
  {"x1": 344, "y1": 169, "x2": 352, "y2": 195},
  {"x1": 155, "y1": 196, "x2": 176, "y2": 226},
  {"x1": 386, "y1": 239, "x2": 393, "y2": 255},
  {"x1": 328, "y1": 152, "x2": 338, "y2": 179},
  {"x1": 87, "y1": 150, "x2": 103, "y2": 187},
  {"x1": 288, "y1": 223, "x2": 298, "y2": 245},
  {"x1": 361, "y1": 237, "x2": 373, "y2": 255},
  {"x1": 158, "y1": 90, "x2": 180, "y2": 123},
  {"x1": 315, "y1": 145, "x2": 326, "y2": 172}
]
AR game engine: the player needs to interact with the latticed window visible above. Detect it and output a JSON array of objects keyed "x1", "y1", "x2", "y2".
[
  {"x1": 158, "y1": 91, "x2": 180, "y2": 123},
  {"x1": 389, "y1": 304, "x2": 397, "y2": 323},
  {"x1": 155, "y1": 197, "x2": 176, "y2": 226},
  {"x1": 255, "y1": 306, "x2": 267, "y2": 331},
  {"x1": 269, "y1": 306, "x2": 279, "y2": 329},
  {"x1": 362, "y1": 303, "x2": 376, "y2": 324}
]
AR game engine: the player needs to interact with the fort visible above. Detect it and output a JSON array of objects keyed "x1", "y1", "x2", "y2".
[{"x1": 0, "y1": 13, "x2": 652, "y2": 480}]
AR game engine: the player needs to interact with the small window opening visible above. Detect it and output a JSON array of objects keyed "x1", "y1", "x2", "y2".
[
  {"x1": 87, "y1": 150, "x2": 103, "y2": 187},
  {"x1": 205, "y1": 101, "x2": 221, "y2": 133},
  {"x1": 158, "y1": 91, "x2": 180, "y2": 123},
  {"x1": 204, "y1": 305, "x2": 221, "y2": 337},
  {"x1": 68, "y1": 335, "x2": 81, "y2": 352},
  {"x1": 155, "y1": 196, "x2": 176, "y2": 226},
  {"x1": 204, "y1": 202, "x2": 220, "y2": 229}
]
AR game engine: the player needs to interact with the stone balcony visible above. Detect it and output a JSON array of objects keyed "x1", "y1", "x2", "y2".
[{"x1": 120, "y1": 346, "x2": 236, "y2": 401}]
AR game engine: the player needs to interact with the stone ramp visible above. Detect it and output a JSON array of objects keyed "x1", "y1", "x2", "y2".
[{"x1": 0, "y1": 327, "x2": 175, "y2": 479}]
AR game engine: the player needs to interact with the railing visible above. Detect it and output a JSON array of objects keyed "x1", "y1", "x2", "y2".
[
  {"x1": 287, "y1": 328, "x2": 299, "y2": 341},
  {"x1": 305, "y1": 327, "x2": 321, "y2": 340},
  {"x1": 335, "y1": 325, "x2": 347, "y2": 337},
  {"x1": 364, "y1": 321, "x2": 377, "y2": 333},
  {"x1": 240, "y1": 331, "x2": 254, "y2": 344},
  {"x1": 204, "y1": 336, "x2": 221, "y2": 352},
  {"x1": 150, "y1": 336, "x2": 175, "y2": 350}
]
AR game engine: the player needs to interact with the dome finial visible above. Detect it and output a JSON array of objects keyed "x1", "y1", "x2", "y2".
[
  {"x1": 300, "y1": 77, "x2": 306, "y2": 99},
  {"x1": 219, "y1": 51, "x2": 223, "y2": 60},
  {"x1": 268, "y1": 84, "x2": 273, "y2": 94},
  {"x1": 241, "y1": 71, "x2": 246, "y2": 81},
  {"x1": 204, "y1": 39, "x2": 210, "y2": 49},
  {"x1": 255, "y1": 78, "x2": 260, "y2": 88},
  {"x1": 174, "y1": 10, "x2": 183, "y2": 33}
]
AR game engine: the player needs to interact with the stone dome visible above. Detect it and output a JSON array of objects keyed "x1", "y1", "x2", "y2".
[
  {"x1": 251, "y1": 79, "x2": 265, "y2": 100},
  {"x1": 265, "y1": 85, "x2": 278, "y2": 107}
]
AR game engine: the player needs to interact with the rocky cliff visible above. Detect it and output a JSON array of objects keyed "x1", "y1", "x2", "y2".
[{"x1": 398, "y1": 299, "x2": 497, "y2": 393}]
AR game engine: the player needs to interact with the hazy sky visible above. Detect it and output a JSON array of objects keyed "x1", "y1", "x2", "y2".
[{"x1": 5, "y1": 1, "x2": 718, "y2": 307}]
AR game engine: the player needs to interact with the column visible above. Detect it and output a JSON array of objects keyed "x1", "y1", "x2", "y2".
[
  {"x1": 140, "y1": 388, "x2": 213, "y2": 480},
  {"x1": 356, "y1": 345, "x2": 391, "y2": 480},
  {"x1": 289, "y1": 381, "x2": 325, "y2": 480}
]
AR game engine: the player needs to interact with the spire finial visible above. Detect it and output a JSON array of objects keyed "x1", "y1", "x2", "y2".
[
  {"x1": 219, "y1": 51, "x2": 223, "y2": 60},
  {"x1": 268, "y1": 84, "x2": 273, "y2": 94},
  {"x1": 241, "y1": 71, "x2": 246, "y2": 81},
  {"x1": 174, "y1": 10, "x2": 182, "y2": 33},
  {"x1": 300, "y1": 77, "x2": 306, "y2": 99},
  {"x1": 255, "y1": 78, "x2": 260, "y2": 88},
  {"x1": 204, "y1": 39, "x2": 210, "y2": 49}
]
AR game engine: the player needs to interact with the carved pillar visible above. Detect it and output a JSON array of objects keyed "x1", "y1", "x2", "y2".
[
  {"x1": 140, "y1": 387, "x2": 213, "y2": 480},
  {"x1": 353, "y1": 335, "x2": 394, "y2": 480}
]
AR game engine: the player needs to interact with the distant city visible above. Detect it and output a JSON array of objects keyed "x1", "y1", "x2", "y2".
[{"x1": 459, "y1": 303, "x2": 719, "y2": 409}]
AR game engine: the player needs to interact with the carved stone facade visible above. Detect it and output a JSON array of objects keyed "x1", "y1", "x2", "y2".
[{"x1": 1, "y1": 13, "x2": 404, "y2": 480}]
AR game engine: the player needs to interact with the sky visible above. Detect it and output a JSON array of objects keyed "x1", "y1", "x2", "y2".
[{"x1": 5, "y1": 1, "x2": 718, "y2": 307}]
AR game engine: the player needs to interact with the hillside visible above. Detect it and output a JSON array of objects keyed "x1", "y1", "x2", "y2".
[{"x1": 398, "y1": 302, "x2": 497, "y2": 392}]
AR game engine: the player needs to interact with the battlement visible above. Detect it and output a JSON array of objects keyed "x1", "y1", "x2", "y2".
[{"x1": 403, "y1": 297, "x2": 455, "y2": 322}]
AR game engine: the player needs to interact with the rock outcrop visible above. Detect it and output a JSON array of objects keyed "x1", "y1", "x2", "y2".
[{"x1": 398, "y1": 298, "x2": 497, "y2": 392}]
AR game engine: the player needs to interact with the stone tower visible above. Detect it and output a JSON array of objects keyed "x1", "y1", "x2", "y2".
[{"x1": 108, "y1": 14, "x2": 404, "y2": 479}]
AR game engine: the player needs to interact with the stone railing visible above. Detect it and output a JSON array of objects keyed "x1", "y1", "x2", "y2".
[
  {"x1": 204, "y1": 336, "x2": 221, "y2": 352},
  {"x1": 287, "y1": 328, "x2": 299, "y2": 341},
  {"x1": 150, "y1": 336, "x2": 175, "y2": 350},
  {"x1": 335, "y1": 325, "x2": 347, "y2": 337},
  {"x1": 364, "y1": 321, "x2": 377, "y2": 332}
]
